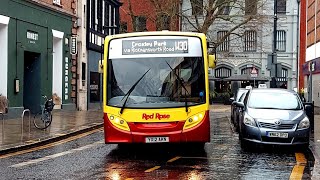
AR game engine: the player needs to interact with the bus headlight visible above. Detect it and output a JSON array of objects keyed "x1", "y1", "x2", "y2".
[
  {"x1": 183, "y1": 112, "x2": 205, "y2": 130},
  {"x1": 108, "y1": 114, "x2": 130, "y2": 131}
]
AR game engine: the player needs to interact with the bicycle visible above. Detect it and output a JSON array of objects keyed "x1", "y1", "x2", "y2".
[{"x1": 33, "y1": 95, "x2": 55, "y2": 129}]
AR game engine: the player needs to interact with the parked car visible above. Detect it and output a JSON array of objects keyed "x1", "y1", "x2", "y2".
[
  {"x1": 233, "y1": 92, "x2": 247, "y2": 132},
  {"x1": 235, "y1": 88, "x2": 311, "y2": 149},
  {"x1": 230, "y1": 88, "x2": 249, "y2": 127}
]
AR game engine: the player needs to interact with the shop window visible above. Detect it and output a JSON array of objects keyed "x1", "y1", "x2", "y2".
[{"x1": 90, "y1": 72, "x2": 100, "y2": 102}]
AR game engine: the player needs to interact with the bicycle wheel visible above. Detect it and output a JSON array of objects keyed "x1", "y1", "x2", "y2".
[{"x1": 33, "y1": 110, "x2": 52, "y2": 129}]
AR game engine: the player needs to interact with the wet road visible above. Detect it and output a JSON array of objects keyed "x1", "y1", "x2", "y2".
[{"x1": 0, "y1": 112, "x2": 315, "y2": 180}]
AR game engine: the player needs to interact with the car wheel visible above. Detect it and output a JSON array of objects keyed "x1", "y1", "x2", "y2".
[
  {"x1": 235, "y1": 118, "x2": 240, "y2": 133},
  {"x1": 240, "y1": 138, "x2": 250, "y2": 151}
]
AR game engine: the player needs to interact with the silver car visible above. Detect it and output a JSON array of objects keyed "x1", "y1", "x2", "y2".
[{"x1": 236, "y1": 88, "x2": 311, "y2": 149}]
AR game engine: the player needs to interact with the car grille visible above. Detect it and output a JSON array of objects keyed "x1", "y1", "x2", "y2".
[{"x1": 258, "y1": 122, "x2": 295, "y2": 130}]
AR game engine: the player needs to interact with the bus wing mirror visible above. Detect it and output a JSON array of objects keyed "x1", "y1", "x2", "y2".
[
  {"x1": 98, "y1": 60, "x2": 104, "y2": 73},
  {"x1": 208, "y1": 54, "x2": 216, "y2": 69}
]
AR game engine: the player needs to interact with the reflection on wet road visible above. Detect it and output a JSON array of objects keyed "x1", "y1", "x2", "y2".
[{"x1": 0, "y1": 112, "x2": 315, "y2": 180}]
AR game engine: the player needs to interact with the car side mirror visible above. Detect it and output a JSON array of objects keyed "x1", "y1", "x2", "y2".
[
  {"x1": 304, "y1": 103, "x2": 313, "y2": 115},
  {"x1": 235, "y1": 102, "x2": 245, "y2": 108},
  {"x1": 230, "y1": 97, "x2": 235, "y2": 102}
]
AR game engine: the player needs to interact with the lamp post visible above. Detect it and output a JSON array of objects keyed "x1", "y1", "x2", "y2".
[
  {"x1": 296, "y1": 0, "x2": 300, "y2": 90},
  {"x1": 271, "y1": 0, "x2": 278, "y2": 88}
]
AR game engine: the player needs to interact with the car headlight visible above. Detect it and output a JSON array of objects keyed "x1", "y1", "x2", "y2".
[
  {"x1": 298, "y1": 117, "x2": 310, "y2": 130},
  {"x1": 243, "y1": 113, "x2": 257, "y2": 127},
  {"x1": 108, "y1": 114, "x2": 130, "y2": 131},
  {"x1": 183, "y1": 112, "x2": 205, "y2": 130}
]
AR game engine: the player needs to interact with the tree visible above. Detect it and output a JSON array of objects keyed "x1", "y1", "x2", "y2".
[
  {"x1": 120, "y1": 0, "x2": 180, "y2": 32},
  {"x1": 149, "y1": 0, "x2": 271, "y2": 53}
]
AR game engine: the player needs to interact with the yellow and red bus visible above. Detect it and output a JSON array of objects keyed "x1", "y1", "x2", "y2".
[{"x1": 103, "y1": 31, "x2": 216, "y2": 144}]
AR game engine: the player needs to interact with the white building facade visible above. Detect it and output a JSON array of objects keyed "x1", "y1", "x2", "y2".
[{"x1": 181, "y1": 0, "x2": 299, "y2": 94}]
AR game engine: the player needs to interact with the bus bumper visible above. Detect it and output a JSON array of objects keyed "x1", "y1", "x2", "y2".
[{"x1": 104, "y1": 111, "x2": 210, "y2": 144}]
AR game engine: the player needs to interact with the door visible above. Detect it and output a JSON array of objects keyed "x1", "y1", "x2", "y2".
[{"x1": 24, "y1": 51, "x2": 41, "y2": 113}]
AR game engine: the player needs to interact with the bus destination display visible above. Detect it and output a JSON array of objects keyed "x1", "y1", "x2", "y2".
[{"x1": 122, "y1": 39, "x2": 188, "y2": 55}]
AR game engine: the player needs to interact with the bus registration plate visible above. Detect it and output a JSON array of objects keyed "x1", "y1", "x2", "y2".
[{"x1": 146, "y1": 137, "x2": 169, "y2": 143}]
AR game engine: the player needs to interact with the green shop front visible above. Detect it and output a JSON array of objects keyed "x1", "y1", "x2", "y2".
[{"x1": 0, "y1": 0, "x2": 74, "y2": 117}]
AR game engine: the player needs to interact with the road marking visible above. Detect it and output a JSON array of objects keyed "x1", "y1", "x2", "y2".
[
  {"x1": 0, "y1": 127, "x2": 103, "y2": 159},
  {"x1": 54, "y1": 133, "x2": 66, "y2": 136},
  {"x1": 167, "y1": 156, "x2": 181, "y2": 163},
  {"x1": 10, "y1": 141, "x2": 103, "y2": 168},
  {"x1": 144, "y1": 166, "x2": 161, "y2": 173},
  {"x1": 289, "y1": 153, "x2": 307, "y2": 180}
]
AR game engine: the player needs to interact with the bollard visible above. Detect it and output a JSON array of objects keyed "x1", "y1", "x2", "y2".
[{"x1": 22, "y1": 109, "x2": 31, "y2": 130}]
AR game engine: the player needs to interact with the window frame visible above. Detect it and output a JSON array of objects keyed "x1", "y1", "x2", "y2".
[
  {"x1": 243, "y1": 30, "x2": 257, "y2": 52},
  {"x1": 276, "y1": 30, "x2": 286, "y2": 52},
  {"x1": 216, "y1": 31, "x2": 230, "y2": 52}
]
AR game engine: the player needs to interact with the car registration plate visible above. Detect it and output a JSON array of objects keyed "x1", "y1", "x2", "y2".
[
  {"x1": 267, "y1": 132, "x2": 288, "y2": 138},
  {"x1": 145, "y1": 137, "x2": 169, "y2": 143}
]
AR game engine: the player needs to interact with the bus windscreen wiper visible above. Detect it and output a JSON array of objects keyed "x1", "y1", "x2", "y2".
[
  {"x1": 165, "y1": 61, "x2": 190, "y2": 112},
  {"x1": 119, "y1": 68, "x2": 151, "y2": 114}
]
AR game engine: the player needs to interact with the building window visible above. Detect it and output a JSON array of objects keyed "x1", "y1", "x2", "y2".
[
  {"x1": 190, "y1": 0, "x2": 203, "y2": 16},
  {"x1": 245, "y1": 0, "x2": 257, "y2": 15},
  {"x1": 217, "y1": 31, "x2": 229, "y2": 52},
  {"x1": 87, "y1": 0, "x2": 121, "y2": 52},
  {"x1": 277, "y1": 68, "x2": 288, "y2": 88},
  {"x1": 156, "y1": 14, "x2": 170, "y2": 30},
  {"x1": 276, "y1": 30, "x2": 286, "y2": 52},
  {"x1": 277, "y1": 0, "x2": 286, "y2": 14},
  {"x1": 243, "y1": 30, "x2": 257, "y2": 52},
  {"x1": 219, "y1": 6, "x2": 231, "y2": 15},
  {"x1": 120, "y1": 22, "x2": 127, "y2": 33},
  {"x1": 215, "y1": 67, "x2": 231, "y2": 78},
  {"x1": 134, "y1": 16, "x2": 147, "y2": 32}
]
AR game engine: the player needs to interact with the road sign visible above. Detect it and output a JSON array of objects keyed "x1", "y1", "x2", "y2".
[{"x1": 251, "y1": 67, "x2": 258, "y2": 77}]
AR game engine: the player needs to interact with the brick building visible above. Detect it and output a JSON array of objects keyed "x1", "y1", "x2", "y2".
[
  {"x1": 300, "y1": 0, "x2": 320, "y2": 106},
  {"x1": 0, "y1": 0, "x2": 77, "y2": 117},
  {"x1": 119, "y1": 0, "x2": 180, "y2": 33}
]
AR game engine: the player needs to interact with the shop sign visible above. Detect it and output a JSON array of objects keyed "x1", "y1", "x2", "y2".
[
  {"x1": 303, "y1": 59, "x2": 320, "y2": 75},
  {"x1": 53, "y1": 0, "x2": 61, "y2": 6},
  {"x1": 64, "y1": 57, "x2": 69, "y2": 100},
  {"x1": 70, "y1": 36, "x2": 77, "y2": 55},
  {"x1": 27, "y1": 31, "x2": 38, "y2": 44}
]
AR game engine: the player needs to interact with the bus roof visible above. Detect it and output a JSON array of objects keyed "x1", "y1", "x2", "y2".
[{"x1": 104, "y1": 31, "x2": 206, "y2": 40}]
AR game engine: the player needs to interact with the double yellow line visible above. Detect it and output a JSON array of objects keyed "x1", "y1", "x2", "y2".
[{"x1": 290, "y1": 153, "x2": 307, "y2": 180}]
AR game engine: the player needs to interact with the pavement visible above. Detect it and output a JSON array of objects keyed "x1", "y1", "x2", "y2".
[
  {"x1": 0, "y1": 110, "x2": 104, "y2": 154},
  {"x1": 0, "y1": 104, "x2": 319, "y2": 178}
]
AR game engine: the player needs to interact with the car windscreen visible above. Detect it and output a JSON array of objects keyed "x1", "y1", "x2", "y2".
[
  {"x1": 248, "y1": 91, "x2": 303, "y2": 110},
  {"x1": 236, "y1": 90, "x2": 248, "y2": 102}
]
